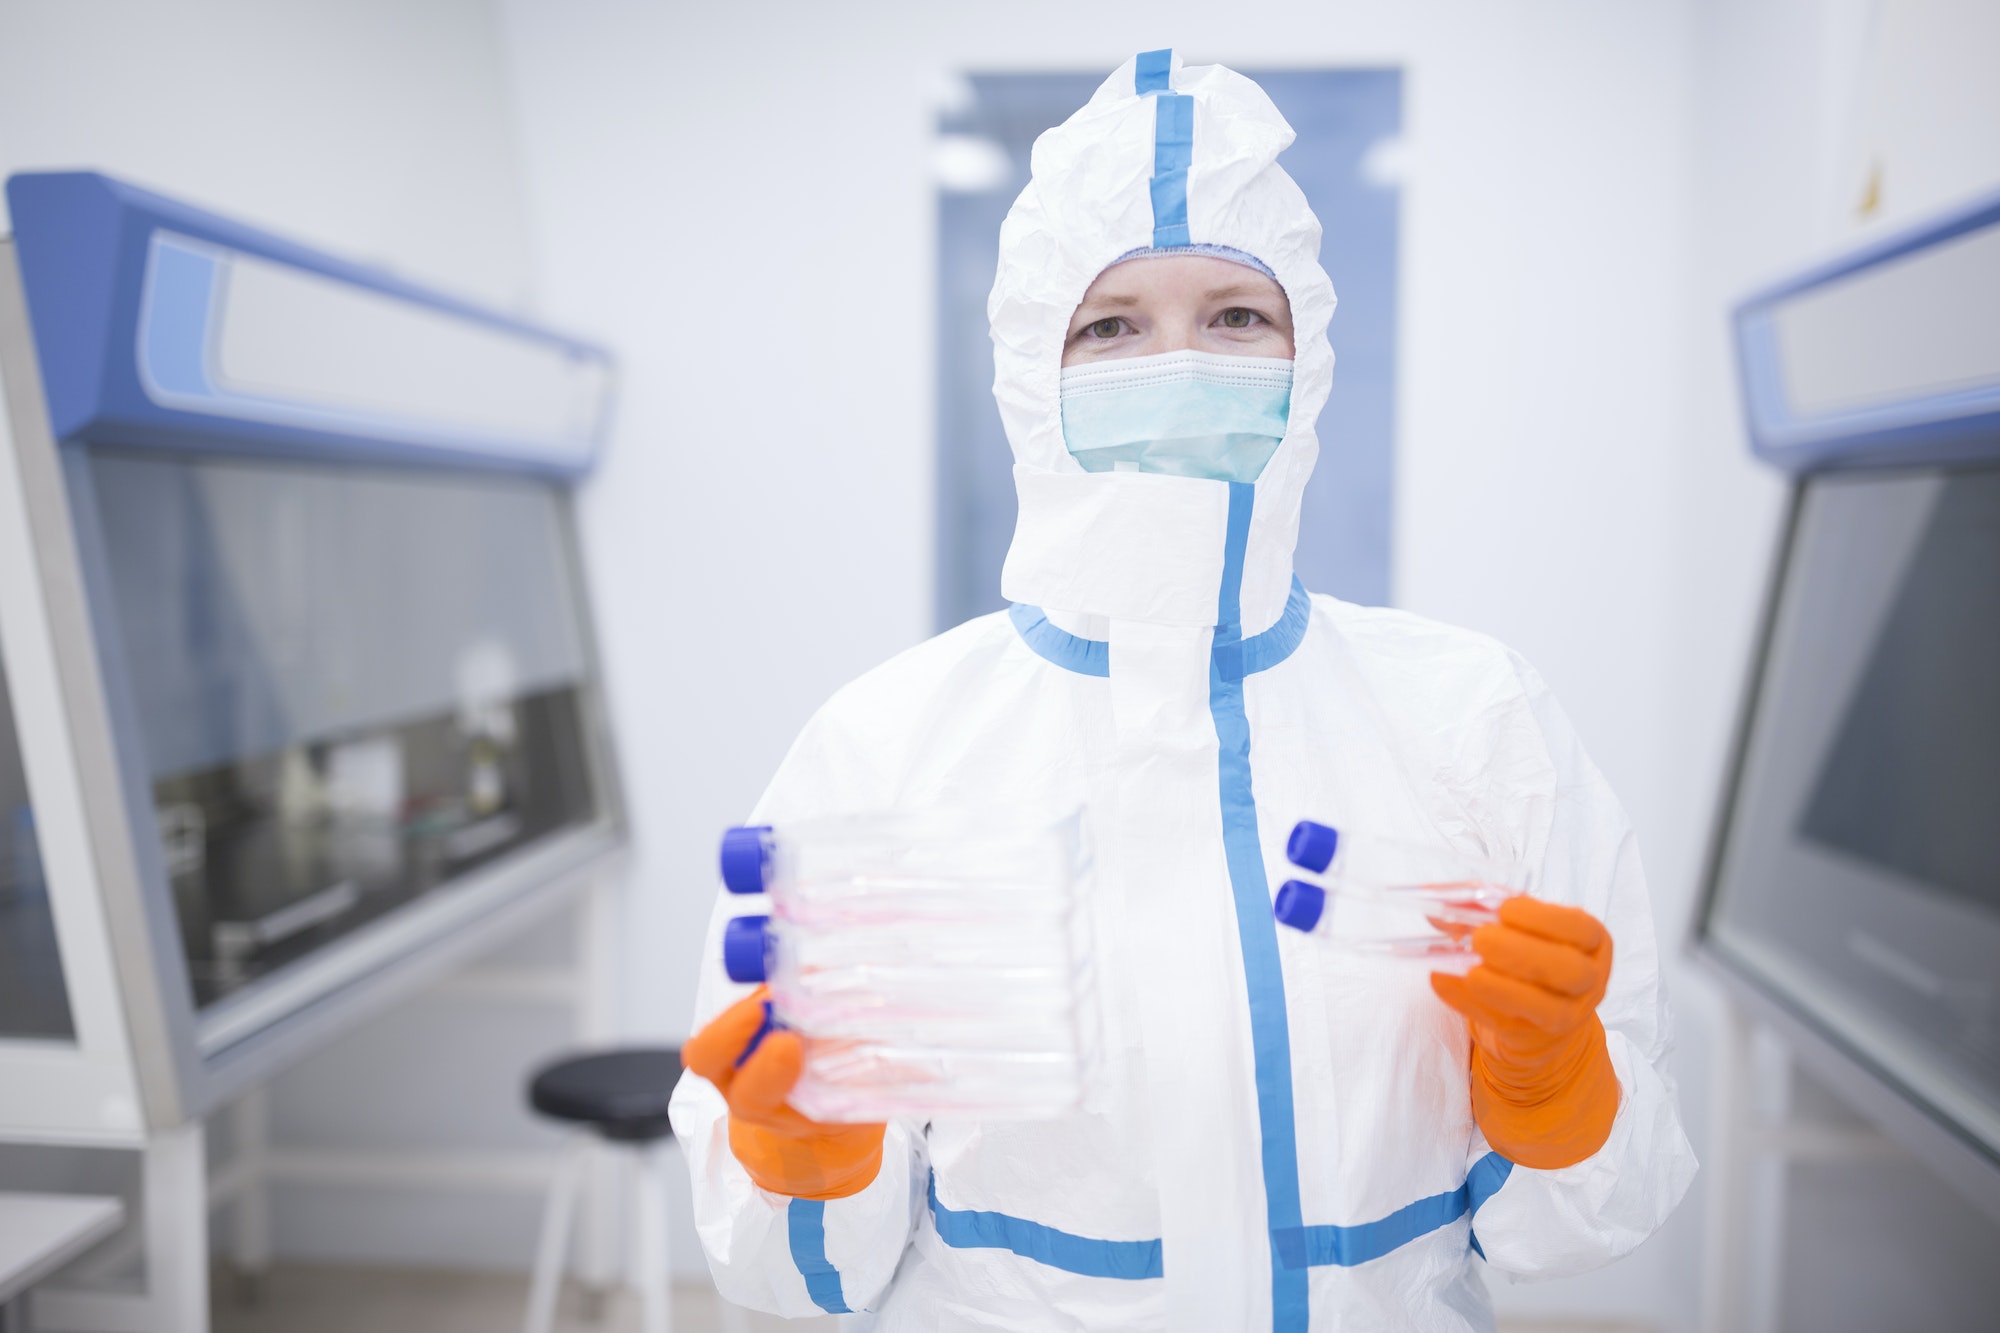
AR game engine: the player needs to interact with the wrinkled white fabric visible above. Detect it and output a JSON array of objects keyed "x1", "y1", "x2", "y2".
[{"x1": 670, "y1": 50, "x2": 1695, "y2": 1332}]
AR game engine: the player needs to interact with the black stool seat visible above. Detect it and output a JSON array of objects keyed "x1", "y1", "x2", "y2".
[{"x1": 528, "y1": 1047, "x2": 684, "y2": 1143}]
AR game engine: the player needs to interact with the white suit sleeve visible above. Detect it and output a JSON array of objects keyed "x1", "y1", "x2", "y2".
[
  {"x1": 667, "y1": 705, "x2": 928, "y2": 1315},
  {"x1": 1466, "y1": 655, "x2": 1698, "y2": 1279}
]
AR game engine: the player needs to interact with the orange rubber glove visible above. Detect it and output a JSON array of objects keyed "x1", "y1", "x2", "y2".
[
  {"x1": 681, "y1": 988, "x2": 885, "y2": 1200},
  {"x1": 1430, "y1": 897, "x2": 1620, "y2": 1170}
]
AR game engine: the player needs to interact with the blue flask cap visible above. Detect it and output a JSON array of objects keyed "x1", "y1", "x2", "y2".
[
  {"x1": 1273, "y1": 880, "x2": 1327, "y2": 933},
  {"x1": 722, "y1": 914, "x2": 771, "y2": 984},
  {"x1": 720, "y1": 825, "x2": 774, "y2": 895},
  {"x1": 1286, "y1": 819, "x2": 1339, "y2": 873}
]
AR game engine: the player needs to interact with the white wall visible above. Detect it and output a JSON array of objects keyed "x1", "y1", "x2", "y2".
[
  {"x1": 0, "y1": 0, "x2": 535, "y2": 307},
  {"x1": 0, "y1": 0, "x2": 589, "y2": 1279}
]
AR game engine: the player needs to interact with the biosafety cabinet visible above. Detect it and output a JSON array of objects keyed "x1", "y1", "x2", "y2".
[
  {"x1": 1693, "y1": 185, "x2": 2000, "y2": 1328},
  {"x1": 0, "y1": 171, "x2": 625, "y2": 1324}
]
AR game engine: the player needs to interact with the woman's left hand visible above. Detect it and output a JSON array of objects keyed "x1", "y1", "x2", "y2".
[{"x1": 1430, "y1": 897, "x2": 1620, "y2": 1170}]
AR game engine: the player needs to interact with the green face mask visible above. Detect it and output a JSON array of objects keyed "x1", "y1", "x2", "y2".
[{"x1": 1058, "y1": 349, "x2": 1293, "y2": 482}]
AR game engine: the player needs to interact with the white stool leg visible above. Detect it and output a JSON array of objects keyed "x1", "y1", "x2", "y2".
[
  {"x1": 633, "y1": 1143, "x2": 672, "y2": 1333},
  {"x1": 526, "y1": 1137, "x2": 587, "y2": 1333},
  {"x1": 578, "y1": 1138, "x2": 620, "y2": 1320},
  {"x1": 575, "y1": 884, "x2": 622, "y2": 1321}
]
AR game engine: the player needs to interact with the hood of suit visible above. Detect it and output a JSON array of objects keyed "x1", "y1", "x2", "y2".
[{"x1": 992, "y1": 50, "x2": 1337, "y2": 634}]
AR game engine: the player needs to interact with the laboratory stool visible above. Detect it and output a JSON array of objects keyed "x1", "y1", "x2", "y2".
[{"x1": 524, "y1": 1048, "x2": 683, "y2": 1333}]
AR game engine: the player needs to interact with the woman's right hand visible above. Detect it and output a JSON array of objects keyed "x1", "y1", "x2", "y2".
[{"x1": 681, "y1": 988, "x2": 886, "y2": 1199}]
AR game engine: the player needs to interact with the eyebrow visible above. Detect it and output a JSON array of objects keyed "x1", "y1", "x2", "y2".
[
  {"x1": 1075, "y1": 293, "x2": 1144, "y2": 309},
  {"x1": 1203, "y1": 283, "x2": 1275, "y2": 302}
]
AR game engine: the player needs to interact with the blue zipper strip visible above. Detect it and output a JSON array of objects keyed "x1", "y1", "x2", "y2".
[{"x1": 1210, "y1": 480, "x2": 1309, "y2": 1330}]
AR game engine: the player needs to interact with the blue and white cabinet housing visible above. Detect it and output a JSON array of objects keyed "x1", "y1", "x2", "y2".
[
  {"x1": 1697, "y1": 184, "x2": 2000, "y2": 1241},
  {"x1": 0, "y1": 171, "x2": 626, "y2": 1327}
]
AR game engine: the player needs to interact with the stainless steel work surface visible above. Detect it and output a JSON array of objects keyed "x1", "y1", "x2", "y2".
[{"x1": 0, "y1": 1193, "x2": 123, "y2": 1304}]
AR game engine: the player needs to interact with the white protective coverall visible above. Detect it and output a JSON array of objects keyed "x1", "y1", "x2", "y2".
[{"x1": 670, "y1": 50, "x2": 1696, "y2": 1331}]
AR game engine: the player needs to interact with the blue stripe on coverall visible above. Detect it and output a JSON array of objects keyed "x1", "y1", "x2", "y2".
[
  {"x1": 928, "y1": 1172, "x2": 1164, "y2": 1280},
  {"x1": 786, "y1": 1198, "x2": 852, "y2": 1314},
  {"x1": 992, "y1": 532, "x2": 1504, "y2": 1296},
  {"x1": 1210, "y1": 480, "x2": 1310, "y2": 1330},
  {"x1": 1007, "y1": 602, "x2": 1111, "y2": 676},
  {"x1": 1137, "y1": 49, "x2": 1194, "y2": 248},
  {"x1": 1272, "y1": 1151, "x2": 1516, "y2": 1269},
  {"x1": 1467, "y1": 1151, "x2": 1515, "y2": 1259},
  {"x1": 1010, "y1": 577, "x2": 1310, "y2": 681}
]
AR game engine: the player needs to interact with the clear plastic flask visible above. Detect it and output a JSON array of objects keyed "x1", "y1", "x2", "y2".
[
  {"x1": 716, "y1": 806, "x2": 1097, "y2": 1123},
  {"x1": 1271, "y1": 821, "x2": 1525, "y2": 972}
]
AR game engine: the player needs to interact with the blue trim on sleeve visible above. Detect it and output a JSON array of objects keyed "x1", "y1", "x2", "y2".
[
  {"x1": 1150, "y1": 93, "x2": 1194, "y2": 248},
  {"x1": 1270, "y1": 1153, "x2": 1513, "y2": 1270},
  {"x1": 1466, "y1": 1151, "x2": 1513, "y2": 1213},
  {"x1": 1466, "y1": 1150, "x2": 1514, "y2": 1259},
  {"x1": 1008, "y1": 602, "x2": 1111, "y2": 676},
  {"x1": 1135, "y1": 48, "x2": 1173, "y2": 94},
  {"x1": 927, "y1": 1173, "x2": 1163, "y2": 1280},
  {"x1": 786, "y1": 1199, "x2": 853, "y2": 1314},
  {"x1": 1209, "y1": 482, "x2": 1308, "y2": 1330}
]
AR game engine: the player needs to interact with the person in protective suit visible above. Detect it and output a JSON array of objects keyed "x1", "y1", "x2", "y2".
[{"x1": 669, "y1": 50, "x2": 1696, "y2": 1331}]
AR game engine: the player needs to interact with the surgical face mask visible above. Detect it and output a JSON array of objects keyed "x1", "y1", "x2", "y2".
[{"x1": 1058, "y1": 350, "x2": 1293, "y2": 482}]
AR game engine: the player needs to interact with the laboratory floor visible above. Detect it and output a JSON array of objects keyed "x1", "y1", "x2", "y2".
[
  {"x1": 206, "y1": 1263, "x2": 834, "y2": 1333},
  {"x1": 204, "y1": 1263, "x2": 1658, "y2": 1332}
]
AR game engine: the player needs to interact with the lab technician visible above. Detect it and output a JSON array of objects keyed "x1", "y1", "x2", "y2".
[{"x1": 670, "y1": 51, "x2": 1695, "y2": 1331}]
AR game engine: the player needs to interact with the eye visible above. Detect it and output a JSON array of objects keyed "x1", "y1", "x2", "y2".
[
  {"x1": 1219, "y1": 308, "x2": 1259, "y2": 330},
  {"x1": 1088, "y1": 317, "x2": 1125, "y2": 339}
]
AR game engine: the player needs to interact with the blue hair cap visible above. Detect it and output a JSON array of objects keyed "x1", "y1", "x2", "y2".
[{"x1": 1109, "y1": 243, "x2": 1277, "y2": 280}]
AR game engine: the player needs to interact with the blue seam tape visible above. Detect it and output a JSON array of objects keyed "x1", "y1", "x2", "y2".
[
  {"x1": 1466, "y1": 1150, "x2": 1514, "y2": 1258},
  {"x1": 1134, "y1": 48, "x2": 1173, "y2": 94},
  {"x1": 1151, "y1": 93, "x2": 1194, "y2": 248},
  {"x1": 1269, "y1": 1152, "x2": 1512, "y2": 1269},
  {"x1": 1210, "y1": 480, "x2": 1308, "y2": 1331},
  {"x1": 1011, "y1": 578, "x2": 1309, "y2": 682},
  {"x1": 1007, "y1": 602, "x2": 1111, "y2": 677},
  {"x1": 786, "y1": 1198, "x2": 853, "y2": 1314},
  {"x1": 928, "y1": 1172, "x2": 1163, "y2": 1280},
  {"x1": 1213, "y1": 576, "x2": 1312, "y2": 680}
]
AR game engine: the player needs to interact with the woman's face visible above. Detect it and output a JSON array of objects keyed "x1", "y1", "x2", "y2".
[{"x1": 1061, "y1": 255, "x2": 1294, "y2": 367}]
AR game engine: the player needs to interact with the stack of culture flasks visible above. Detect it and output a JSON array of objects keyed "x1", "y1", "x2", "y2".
[{"x1": 719, "y1": 806, "x2": 1099, "y2": 1123}]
